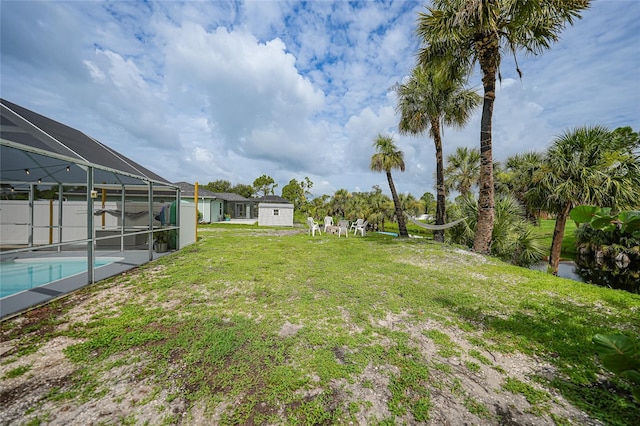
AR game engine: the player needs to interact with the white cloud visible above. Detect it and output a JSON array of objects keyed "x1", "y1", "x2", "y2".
[
  {"x1": 1, "y1": 0, "x2": 638, "y2": 200},
  {"x1": 160, "y1": 23, "x2": 328, "y2": 171}
]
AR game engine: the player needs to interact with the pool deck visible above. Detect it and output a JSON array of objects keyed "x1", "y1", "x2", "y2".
[{"x1": 0, "y1": 250, "x2": 172, "y2": 320}]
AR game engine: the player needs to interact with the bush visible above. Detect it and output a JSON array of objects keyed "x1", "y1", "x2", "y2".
[{"x1": 447, "y1": 194, "x2": 546, "y2": 267}]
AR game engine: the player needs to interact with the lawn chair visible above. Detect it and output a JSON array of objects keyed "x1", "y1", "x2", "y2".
[
  {"x1": 337, "y1": 220, "x2": 349, "y2": 238},
  {"x1": 323, "y1": 216, "x2": 334, "y2": 232},
  {"x1": 354, "y1": 220, "x2": 368, "y2": 236},
  {"x1": 350, "y1": 218, "x2": 364, "y2": 234},
  {"x1": 307, "y1": 217, "x2": 322, "y2": 236}
]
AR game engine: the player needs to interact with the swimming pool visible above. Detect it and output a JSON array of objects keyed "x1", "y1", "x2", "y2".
[{"x1": 0, "y1": 257, "x2": 124, "y2": 298}]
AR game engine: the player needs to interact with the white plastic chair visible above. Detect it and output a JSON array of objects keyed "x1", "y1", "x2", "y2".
[
  {"x1": 337, "y1": 220, "x2": 349, "y2": 238},
  {"x1": 307, "y1": 217, "x2": 322, "y2": 236},
  {"x1": 350, "y1": 218, "x2": 364, "y2": 234},
  {"x1": 354, "y1": 220, "x2": 368, "y2": 236},
  {"x1": 323, "y1": 216, "x2": 334, "y2": 232}
]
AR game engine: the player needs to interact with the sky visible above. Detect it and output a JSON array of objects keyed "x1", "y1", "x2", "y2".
[{"x1": 1, "y1": 0, "x2": 639, "y2": 199}]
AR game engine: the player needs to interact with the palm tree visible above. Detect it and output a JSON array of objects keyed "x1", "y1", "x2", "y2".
[
  {"x1": 349, "y1": 192, "x2": 371, "y2": 223},
  {"x1": 398, "y1": 193, "x2": 423, "y2": 218},
  {"x1": 420, "y1": 192, "x2": 436, "y2": 215},
  {"x1": 417, "y1": 0, "x2": 591, "y2": 254},
  {"x1": 370, "y1": 134, "x2": 409, "y2": 237},
  {"x1": 444, "y1": 146, "x2": 481, "y2": 198},
  {"x1": 308, "y1": 195, "x2": 330, "y2": 219},
  {"x1": 330, "y1": 189, "x2": 351, "y2": 219},
  {"x1": 368, "y1": 186, "x2": 393, "y2": 232},
  {"x1": 530, "y1": 125, "x2": 640, "y2": 275},
  {"x1": 501, "y1": 151, "x2": 545, "y2": 223},
  {"x1": 397, "y1": 65, "x2": 481, "y2": 242},
  {"x1": 446, "y1": 193, "x2": 546, "y2": 267}
]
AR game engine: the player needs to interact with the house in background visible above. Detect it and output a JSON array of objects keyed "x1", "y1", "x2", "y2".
[
  {"x1": 175, "y1": 182, "x2": 220, "y2": 223},
  {"x1": 175, "y1": 182, "x2": 254, "y2": 222},
  {"x1": 211, "y1": 192, "x2": 253, "y2": 221},
  {"x1": 252, "y1": 195, "x2": 294, "y2": 227},
  {"x1": 177, "y1": 184, "x2": 293, "y2": 226}
]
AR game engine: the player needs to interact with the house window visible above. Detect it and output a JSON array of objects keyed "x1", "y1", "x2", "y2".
[{"x1": 273, "y1": 209, "x2": 279, "y2": 216}]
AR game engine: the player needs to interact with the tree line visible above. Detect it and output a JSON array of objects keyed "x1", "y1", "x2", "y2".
[
  {"x1": 202, "y1": 122, "x2": 639, "y2": 274},
  {"x1": 203, "y1": 1, "x2": 640, "y2": 275}
]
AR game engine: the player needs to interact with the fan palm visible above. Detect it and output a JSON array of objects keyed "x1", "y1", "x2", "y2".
[
  {"x1": 397, "y1": 65, "x2": 480, "y2": 242},
  {"x1": 368, "y1": 186, "x2": 393, "y2": 232},
  {"x1": 370, "y1": 134, "x2": 409, "y2": 237},
  {"x1": 447, "y1": 194, "x2": 546, "y2": 267},
  {"x1": 530, "y1": 125, "x2": 640, "y2": 275},
  {"x1": 417, "y1": 0, "x2": 590, "y2": 254},
  {"x1": 330, "y1": 189, "x2": 351, "y2": 219},
  {"x1": 398, "y1": 193, "x2": 423, "y2": 218},
  {"x1": 501, "y1": 151, "x2": 545, "y2": 223},
  {"x1": 444, "y1": 146, "x2": 481, "y2": 197}
]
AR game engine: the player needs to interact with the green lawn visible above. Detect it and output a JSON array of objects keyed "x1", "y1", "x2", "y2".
[
  {"x1": 533, "y1": 219, "x2": 579, "y2": 256},
  {"x1": 1, "y1": 225, "x2": 638, "y2": 425}
]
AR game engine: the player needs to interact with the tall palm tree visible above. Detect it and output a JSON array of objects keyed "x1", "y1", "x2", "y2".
[
  {"x1": 417, "y1": 0, "x2": 590, "y2": 254},
  {"x1": 397, "y1": 65, "x2": 481, "y2": 242},
  {"x1": 370, "y1": 134, "x2": 409, "y2": 237},
  {"x1": 444, "y1": 146, "x2": 481, "y2": 198},
  {"x1": 530, "y1": 125, "x2": 640, "y2": 275}
]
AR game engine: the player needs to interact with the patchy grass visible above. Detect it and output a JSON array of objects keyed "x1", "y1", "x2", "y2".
[
  {"x1": 1, "y1": 224, "x2": 639, "y2": 425},
  {"x1": 3, "y1": 364, "x2": 31, "y2": 379}
]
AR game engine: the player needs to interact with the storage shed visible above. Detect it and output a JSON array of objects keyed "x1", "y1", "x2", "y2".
[{"x1": 254, "y1": 196, "x2": 294, "y2": 227}]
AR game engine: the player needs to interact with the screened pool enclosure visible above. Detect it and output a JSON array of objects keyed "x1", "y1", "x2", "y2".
[{"x1": 1, "y1": 99, "x2": 188, "y2": 317}]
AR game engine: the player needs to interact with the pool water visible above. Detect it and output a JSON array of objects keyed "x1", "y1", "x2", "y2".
[{"x1": 0, "y1": 257, "x2": 123, "y2": 298}]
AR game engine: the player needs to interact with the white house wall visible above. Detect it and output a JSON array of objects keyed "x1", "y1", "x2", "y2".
[
  {"x1": 195, "y1": 199, "x2": 211, "y2": 223},
  {"x1": 212, "y1": 200, "x2": 224, "y2": 222}
]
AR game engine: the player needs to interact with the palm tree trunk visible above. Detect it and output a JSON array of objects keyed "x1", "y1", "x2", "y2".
[
  {"x1": 431, "y1": 119, "x2": 446, "y2": 242},
  {"x1": 387, "y1": 171, "x2": 409, "y2": 237},
  {"x1": 548, "y1": 202, "x2": 572, "y2": 275},
  {"x1": 473, "y1": 34, "x2": 498, "y2": 255}
]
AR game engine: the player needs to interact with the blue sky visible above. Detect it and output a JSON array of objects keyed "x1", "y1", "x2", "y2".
[{"x1": 1, "y1": 0, "x2": 639, "y2": 198}]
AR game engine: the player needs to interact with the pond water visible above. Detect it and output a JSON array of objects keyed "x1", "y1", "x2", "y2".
[{"x1": 531, "y1": 256, "x2": 639, "y2": 294}]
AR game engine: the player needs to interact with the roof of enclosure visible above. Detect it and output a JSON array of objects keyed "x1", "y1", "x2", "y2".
[{"x1": 0, "y1": 98, "x2": 174, "y2": 189}]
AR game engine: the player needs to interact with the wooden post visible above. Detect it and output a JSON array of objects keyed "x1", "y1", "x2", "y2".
[{"x1": 194, "y1": 182, "x2": 199, "y2": 241}]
